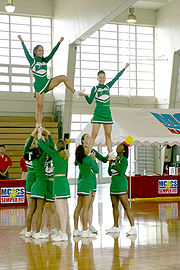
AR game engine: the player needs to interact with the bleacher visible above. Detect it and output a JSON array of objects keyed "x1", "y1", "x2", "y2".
[{"x1": 0, "y1": 116, "x2": 58, "y2": 179}]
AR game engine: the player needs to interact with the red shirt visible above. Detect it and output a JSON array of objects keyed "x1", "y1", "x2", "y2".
[
  {"x1": 0, "y1": 154, "x2": 12, "y2": 171},
  {"x1": 20, "y1": 157, "x2": 28, "y2": 172}
]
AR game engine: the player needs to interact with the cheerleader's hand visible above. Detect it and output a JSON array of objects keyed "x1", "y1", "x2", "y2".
[
  {"x1": 90, "y1": 153, "x2": 96, "y2": 161},
  {"x1": 115, "y1": 156, "x2": 120, "y2": 162},
  {"x1": 125, "y1": 63, "x2": 130, "y2": 69},
  {"x1": 31, "y1": 127, "x2": 38, "y2": 137},
  {"x1": 59, "y1": 37, "x2": 64, "y2": 43},
  {"x1": 78, "y1": 90, "x2": 87, "y2": 96},
  {"x1": 18, "y1": 35, "x2": 23, "y2": 42}
]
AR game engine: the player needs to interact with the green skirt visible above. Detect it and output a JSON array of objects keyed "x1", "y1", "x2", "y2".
[
  {"x1": 34, "y1": 78, "x2": 52, "y2": 95},
  {"x1": 53, "y1": 176, "x2": 71, "y2": 199},
  {"x1": 77, "y1": 177, "x2": 94, "y2": 196},
  {"x1": 31, "y1": 179, "x2": 47, "y2": 200},
  {"x1": 92, "y1": 105, "x2": 113, "y2": 124},
  {"x1": 25, "y1": 172, "x2": 36, "y2": 194},
  {"x1": 110, "y1": 175, "x2": 128, "y2": 195},
  {"x1": 46, "y1": 180, "x2": 55, "y2": 202}
]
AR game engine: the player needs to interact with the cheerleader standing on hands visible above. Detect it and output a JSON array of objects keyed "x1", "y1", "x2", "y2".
[
  {"x1": 79, "y1": 64, "x2": 129, "y2": 160},
  {"x1": 18, "y1": 35, "x2": 80, "y2": 127}
]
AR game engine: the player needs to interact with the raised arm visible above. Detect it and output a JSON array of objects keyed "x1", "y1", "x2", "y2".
[
  {"x1": 44, "y1": 37, "x2": 64, "y2": 62},
  {"x1": 23, "y1": 128, "x2": 37, "y2": 154},
  {"x1": 18, "y1": 35, "x2": 34, "y2": 66},
  {"x1": 106, "y1": 63, "x2": 129, "y2": 89},
  {"x1": 84, "y1": 86, "x2": 96, "y2": 104},
  {"x1": 91, "y1": 149, "x2": 107, "y2": 163},
  {"x1": 90, "y1": 156, "x2": 99, "y2": 174}
]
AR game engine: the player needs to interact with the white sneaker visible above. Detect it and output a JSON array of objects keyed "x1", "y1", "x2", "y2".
[
  {"x1": 108, "y1": 152, "x2": 116, "y2": 161},
  {"x1": 73, "y1": 229, "x2": 82, "y2": 236},
  {"x1": 25, "y1": 230, "x2": 33, "y2": 238},
  {"x1": 88, "y1": 225, "x2": 98, "y2": 234},
  {"x1": 50, "y1": 228, "x2": 58, "y2": 235},
  {"x1": 19, "y1": 227, "x2": 27, "y2": 236},
  {"x1": 51, "y1": 232, "x2": 68, "y2": 241},
  {"x1": 33, "y1": 231, "x2": 49, "y2": 239},
  {"x1": 81, "y1": 230, "x2": 97, "y2": 238},
  {"x1": 42, "y1": 227, "x2": 49, "y2": 236},
  {"x1": 126, "y1": 226, "x2": 137, "y2": 235},
  {"x1": 106, "y1": 226, "x2": 120, "y2": 233}
]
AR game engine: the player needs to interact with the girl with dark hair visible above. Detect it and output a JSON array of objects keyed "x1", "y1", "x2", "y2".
[
  {"x1": 106, "y1": 142, "x2": 136, "y2": 235},
  {"x1": 79, "y1": 64, "x2": 129, "y2": 160},
  {"x1": 17, "y1": 35, "x2": 80, "y2": 127},
  {"x1": 19, "y1": 127, "x2": 38, "y2": 236},
  {"x1": 24, "y1": 138, "x2": 49, "y2": 239},
  {"x1": 75, "y1": 133, "x2": 107, "y2": 235},
  {"x1": 38, "y1": 129, "x2": 71, "y2": 242},
  {"x1": 74, "y1": 144, "x2": 99, "y2": 238}
]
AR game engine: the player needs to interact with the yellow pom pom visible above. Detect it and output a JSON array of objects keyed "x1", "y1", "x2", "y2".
[
  {"x1": 125, "y1": 136, "x2": 134, "y2": 145},
  {"x1": 65, "y1": 138, "x2": 71, "y2": 144}
]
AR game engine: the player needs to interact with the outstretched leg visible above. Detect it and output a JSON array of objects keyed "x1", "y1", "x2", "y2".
[
  {"x1": 88, "y1": 124, "x2": 100, "y2": 153},
  {"x1": 48, "y1": 75, "x2": 76, "y2": 93}
]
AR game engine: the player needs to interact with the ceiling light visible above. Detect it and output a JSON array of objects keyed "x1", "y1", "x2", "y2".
[
  {"x1": 5, "y1": 0, "x2": 16, "y2": 13},
  {"x1": 126, "y1": 8, "x2": 137, "y2": 24}
]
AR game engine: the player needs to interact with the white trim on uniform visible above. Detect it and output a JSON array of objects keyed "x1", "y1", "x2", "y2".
[
  {"x1": 46, "y1": 198, "x2": 55, "y2": 202},
  {"x1": 77, "y1": 192, "x2": 90, "y2": 195},
  {"x1": 31, "y1": 194, "x2": 45, "y2": 199},
  {"x1": 55, "y1": 195, "x2": 71, "y2": 199},
  {"x1": 92, "y1": 120, "x2": 113, "y2": 124},
  {"x1": 110, "y1": 192, "x2": 126, "y2": 195},
  {"x1": 39, "y1": 79, "x2": 51, "y2": 94}
]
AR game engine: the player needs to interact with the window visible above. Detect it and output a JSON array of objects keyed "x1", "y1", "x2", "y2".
[
  {"x1": 0, "y1": 14, "x2": 52, "y2": 93},
  {"x1": 75, "y1": 23, "x2": 155, "y2": 96}
]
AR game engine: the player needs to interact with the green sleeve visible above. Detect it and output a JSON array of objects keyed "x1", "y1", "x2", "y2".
[
  {"x1": 85, "y1": 87, "x2": 96, "y2": 104},
  {"x1": 48, "y1": 135, "x2": 55, "y2": 149},
  {"x1": 44, "y1": 43, "x2": 60, "y2": 62},
  {"x1": 106, "y1": 68, "x2": 125, "y2": 89},
  {"x1": 108, "y1": 162, "x2": 112, "y2": 176},
  {"x1": 22, "y1": 42, "x2": 34, "y2": 66},
  {"x1": 23, "y1": 135, "x2": 34, "y2": 154},
  {"x1": 38, "y1": 138, "x2": 56, "y2": 159},
  {"x1": 90, "y1": 157, "x2": 99, "y2": 174},
  {"x1": 91, "y1": 149, "x2": 107, "y2": 163},
  {"x1": 114, "y1": 157, "x2": 128, "y2": 176}
]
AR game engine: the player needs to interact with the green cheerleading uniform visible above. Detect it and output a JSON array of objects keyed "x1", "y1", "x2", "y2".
[
  {"x1": 77, "y1": 156, "x2": 99, "y2": 196},
  {"x1": 108, "y1": 154, "x2": 128, "y2": 195},
  {"x1": 30, "y1": 141, "x2": 48, "y2": 200},
  {"x1": 23, "y1": 135, "x2": 36, "y2": 194},
  {"x1": 85, "y1": 69, "x2": 125, "y2": 124},
  {"x1": 38, "y1": 137, "x2": 71, "y2": 200},
  {"x1": 75, "y1": 149, "x2": 107, "y2": 192},
  {"x1": 91, "y1": 149, "x2": 107, "y2": 192},
  {"x1": 45, "y1": 157, "x2": 54, "y2": 202},
  {"x1": 21, "y1": 41, "x2": 60, "y2": 94}
]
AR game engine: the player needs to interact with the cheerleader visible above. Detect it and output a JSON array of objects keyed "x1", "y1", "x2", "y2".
[
  {"x1": 79, "y1": 64, "x2": 129, "y2": 160},
  {"x1": 106, "y1": 142, "x2": 137, "y2": 235},
  {"x1": 18, "y1": 35, "x2": 81, "y2": 127},
  {"x1": 74, "y1": 145, "x2": 99, "y2": 238},
  {"x1": 38, "y1": 129, "x2": 71, "y2": 241}
]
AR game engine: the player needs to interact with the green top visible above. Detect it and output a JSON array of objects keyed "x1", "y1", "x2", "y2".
[
  {"x1": 91, "y1": 149, "x2": 107, "y2": 163},
  {"x1": 108, "y1": 154, "x2": 128, "y2": 179},
  {"x1": 38, "y1": 137, "x2": 68, "y2": 176},
  {"x1": 21, "y1": 41, "x2": 60, "y2": 91},
  {"x1": 85, "y1": 68, "x2": 125, "y2": 106},
  {"x1": 78, "y1": 156, "x2": 99, "y2": 180},
  {"x1": 23, "y1": 135, "x2": 34, "y2": 171}
]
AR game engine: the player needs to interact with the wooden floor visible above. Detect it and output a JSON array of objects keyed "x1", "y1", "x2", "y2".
[{"x1": 0, "y1": 184, "x2": 180, "y2": 270}]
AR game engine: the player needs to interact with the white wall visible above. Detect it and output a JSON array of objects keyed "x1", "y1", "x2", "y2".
[
  {"x1": 155, "y1": 0, "x2": 180, "y2": 108},
  {"x1": 53, "y1": 0, "x2": 137, "y2": 44},
  {"x1": 0, "y1": 0, "x2": 53, "y2": 17}
]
